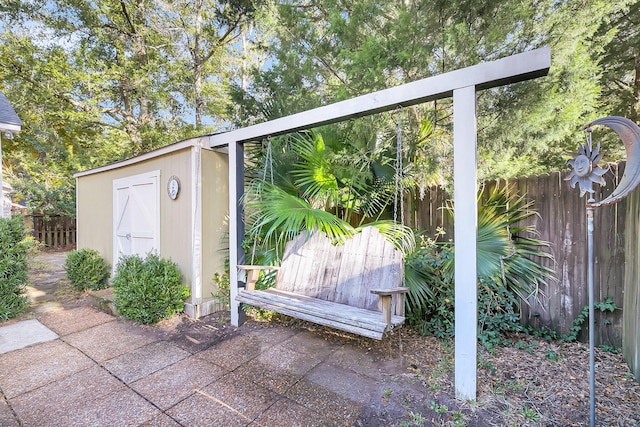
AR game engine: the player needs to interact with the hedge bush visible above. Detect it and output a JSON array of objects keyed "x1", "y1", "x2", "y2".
[
  {"x1": 112, "y1": 253, "x2": 189, "y2": 324},
  {"x1": 64, "y1": 248, "x2": 111, "y2": 291},
  {"x1": 0, "y1": 216, "x2": 30, "y2": 320}
]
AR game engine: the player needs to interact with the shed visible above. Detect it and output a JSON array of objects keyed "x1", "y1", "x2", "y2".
[{"x1": 74, "y1": 136, "x2": 229, "y2": 318}]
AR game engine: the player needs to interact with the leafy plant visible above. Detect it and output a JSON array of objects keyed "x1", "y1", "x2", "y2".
[
  {"x1": 112, "y1": 253, "x2": 189, "y2": 324},
  {"x1": 244, "y1": 181, "x2": 355, "y2": 249},
  {"x1": 444, "y1": 186, "x2": 555, "y2": 307},
  {"x1": 520, "y1": 404, "x2": 541, "y2": 421},
  {"x1": 430, "y1": 401, "x2": 448, "y2": 414},
  {"x1": 0, "y1": 216, "x2": 31, "y2": 320},
  {"x1": 212, "y1": 271, "x2": 230, "y2": 307},
  {"x1": 561, "y1": 296, "x2": 619, "y2": 344},
  {"x1": 406, "y1": 411, "x2": 426, "y2": 426},
  {"x1": 407, "y1": 186, "x2": 555, "y2": 348},
  {"x1": 64, "y1": 248, "x2": 110, "y2": 291}
]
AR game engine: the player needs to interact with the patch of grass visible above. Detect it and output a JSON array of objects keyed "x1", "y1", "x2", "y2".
[
  {"x1": 402, "y1": 411, "x2": 426, "y2": 426},
  {"x1": 430, "y1": 400, "x2": 448, "y2": 414},
  {"x1": 519, "y1": 404, "x2": 541, "y2": 422}
]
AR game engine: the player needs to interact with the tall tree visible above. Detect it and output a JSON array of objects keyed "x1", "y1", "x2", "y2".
[
  {"x1": 236, "y1": 0, "x2": 630, "y2": 184},
  {"x1": 0, "y1": 0, "x2": 268, "y2": 214},
  {"x1": 598, "y1": 1, "x2": 640, "y2": 122}
]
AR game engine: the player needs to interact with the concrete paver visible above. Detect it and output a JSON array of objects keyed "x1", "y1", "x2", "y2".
[
  {"x1": 199, "y1": 371, "x2": 281, "y2": 420},
  {"x1": 0, "y1": 395, "x2": 18, "y2": 427},
  {"x1": 9, "y1": 365, "x2": 126, "y2": 426},
  {"x1": 0, "y1": 319, "x2": 58, "y2": 354},
  {"x1": 234, "y1": 344, "x2": 324, "y2": 394},
  {"x1": 0, "y1": 340, "x2": 94, "y2": 399},
  {"x1": 59, "y1": 388, "x2": 161, "y2": 427},
  {"x1": 103, "y1": 340, "x2": 190, "y2": 384},
  {"x1": 166, "y1": 390, "x2": 252, "y2": 427},
  {"x1": 63, "y1": 319, "x2": 160, "y2": 362},
  {"x1": 251, "y1": 397, "x2": 338, "y2": 427},
  {"x1": 37, "y1": 305, "x2": 115, "y2": 336},
  {"x1": 285, "y1": 379, "x2": 363, "y2": 425},
  {"x1": 130, "y1": 356, "x2": 227, "y2": 410}
]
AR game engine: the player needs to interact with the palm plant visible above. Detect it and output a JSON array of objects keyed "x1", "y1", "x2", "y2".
[{"x1": 443, "y1": 186, "x2": 555, "y2": 306}]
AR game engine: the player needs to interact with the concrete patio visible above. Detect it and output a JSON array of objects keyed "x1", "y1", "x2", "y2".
[{"x1": 0, "y1": 253, "x2": 422, "y2": 427}]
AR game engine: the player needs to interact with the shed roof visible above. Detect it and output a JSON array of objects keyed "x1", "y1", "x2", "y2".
[
  {"x1": 0, "y1": 91, "x2": 22, "y2": 133},
  {"x1": 73, "y1": 135, "x2": 219, "y2": 178}
]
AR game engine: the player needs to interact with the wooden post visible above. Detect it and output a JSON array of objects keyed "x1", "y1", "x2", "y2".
[
  {"x1": 229, "y1": 141, "x2": 246, "y2": 326},
  {"x1": 453, "y1": 86, "x2": 478, "y2": 400}
]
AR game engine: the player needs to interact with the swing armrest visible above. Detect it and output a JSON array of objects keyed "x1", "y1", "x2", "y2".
[
  {"x1": 371, "y1": 287, "x2": 410, "y2": 326},
  {"x1": 370, "y1": 287, "x2": 410, "y2": 296},
  {"x1": 237, "y1": 265, "x2": 280, "y2": 290}
]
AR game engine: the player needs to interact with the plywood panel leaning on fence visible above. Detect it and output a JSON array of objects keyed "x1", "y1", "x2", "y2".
[{"x1": 236, "y1": 226, "x2": 409, "y2": 340}]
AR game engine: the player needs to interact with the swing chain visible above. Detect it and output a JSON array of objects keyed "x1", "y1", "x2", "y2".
[
  {"x1": 394, "y1": 109, "x2": 404, "y2": 228},
  {"x1": 251, "y1": 138, "x2": 274, "y2": 264}
]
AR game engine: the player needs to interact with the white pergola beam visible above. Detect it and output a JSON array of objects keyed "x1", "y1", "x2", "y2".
[{"x1": 209, "y1": 47, "x2": 550, "y2": 147}]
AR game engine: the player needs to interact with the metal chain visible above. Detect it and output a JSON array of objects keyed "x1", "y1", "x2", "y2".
[
  {"x1": 251, "y1": 138, "x2": 274, "y2": 264},
  {"x1": 394, "y1": 110, "x2": 403, "y2": 227}
]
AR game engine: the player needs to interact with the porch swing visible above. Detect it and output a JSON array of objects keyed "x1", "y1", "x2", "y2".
[{"x1": 236, "y1": 115, "x2": 410, "y2": 340}]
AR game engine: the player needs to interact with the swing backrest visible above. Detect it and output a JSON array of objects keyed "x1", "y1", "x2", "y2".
[{"x1": 274, "y1": 226, "x2": 404, "y2": 312}]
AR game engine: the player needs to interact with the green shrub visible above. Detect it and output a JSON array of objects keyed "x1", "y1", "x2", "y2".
[
  {"x1": 64, "y1": 248, "x2": 110, "y2": 291},
  {"x1": 406, "y1": 187, "x2": 555, "y2": 348},
  {"x1": 0, "y1": 216, "x2": 31, "y2": 320},
  {"x1": 112, "y1": 253, "x2": 189, "y2": 324}
]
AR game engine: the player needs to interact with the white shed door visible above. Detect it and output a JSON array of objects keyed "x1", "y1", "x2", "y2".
[{"x1": 113, "y1": 171, "x2": 160, "y2": 265}]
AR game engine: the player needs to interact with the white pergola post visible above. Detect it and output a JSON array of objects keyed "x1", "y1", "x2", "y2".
[
  {"x1": 214, "y1": 47, "x2": 551, "y2": 399},
  {"x1": 228, "y1": 141, "x2": 246, "y2": 326},
  {"x1": 453, "y1": 86, "x2": 478, "y2": 399}
]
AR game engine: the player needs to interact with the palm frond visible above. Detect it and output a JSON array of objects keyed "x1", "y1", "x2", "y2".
[{"x1": 245, "y1": 182, "x2": 354, "y2": 246}]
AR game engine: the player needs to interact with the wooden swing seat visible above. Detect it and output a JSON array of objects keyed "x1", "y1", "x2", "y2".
[{"x1": 236, "y1": 226, "x2": 409, "y2": 340}]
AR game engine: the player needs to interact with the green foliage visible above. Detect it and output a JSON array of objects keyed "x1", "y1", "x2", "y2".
[
  {"x1": 244, "y1": 181, "x2": 356, "y2": 248},
  {"x1": 112, "y1": 253, "x2": 189, "y2": 324},
  {"x1": 445, "y1": 187, "x2": 555, "y2": 307},
  {"x1": 0, "y1": 0, "x2": 269, "y2": 215},
  {"x1": 0, "y1": 216, "x2": 31, "y2": 320},
  {"x1": 405, "y1": 240, "x2": 454, "y2": 338},
  {"x1": 561, "y1": 296, "x2": 619, "y2": 343},
  {"x1": 408, "y1": 187, "x2": 554, "y2": 349},
  {"x1": 597, "y1": 1, "x2": 640, "y2": 122},
  {"x1": 64, "y1": 248, "x2": 110, "y2": 291},
  {"x1": 212, "y1": 271, "x2": 230, "y2": 307}
]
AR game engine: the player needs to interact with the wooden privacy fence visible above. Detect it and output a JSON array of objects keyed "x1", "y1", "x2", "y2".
[
  {"x1": 30, "y1": 215, "x2": 77, "y2": 249},
  {"x1": 404, "y1": 162, "x2": 628, "y2": 348}
]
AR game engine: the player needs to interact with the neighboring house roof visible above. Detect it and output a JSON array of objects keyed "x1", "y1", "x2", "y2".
[{"x1": 0, "y1": 91, "x2": 22, "y2": 133}]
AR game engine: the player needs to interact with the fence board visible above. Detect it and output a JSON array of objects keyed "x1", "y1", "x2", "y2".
[
  {"x1": 407, "y1": 161, "x2": 634, "y2": 348},
  {"x1": 624, "y1": 179, "x2": 640, "y2": 382},
  {"x1": 30, "y1": 215, "x2": 77, "y2": 249}
]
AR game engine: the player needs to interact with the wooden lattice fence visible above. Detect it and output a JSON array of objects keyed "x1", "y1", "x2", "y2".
[{"x1": 31, "y1": 215, "x2": 77, "y2": 249}]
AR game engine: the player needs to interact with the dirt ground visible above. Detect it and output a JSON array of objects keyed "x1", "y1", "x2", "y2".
[{"x1": 24, "y1": 252, "x2": 640, "y2": 426}]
